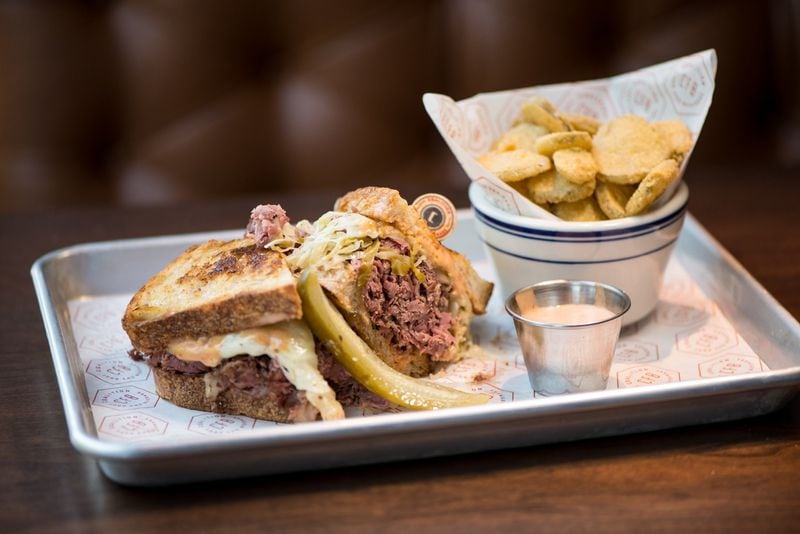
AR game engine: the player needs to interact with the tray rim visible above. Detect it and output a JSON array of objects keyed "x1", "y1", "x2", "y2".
[{"x1": 31, "y1": 211, "x2": 800, "y2": 464}]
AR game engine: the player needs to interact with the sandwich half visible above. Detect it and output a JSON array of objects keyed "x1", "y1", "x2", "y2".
[
  {"x1": 122, "y1": 238, "x2": 346, "y2": 423},
  {"x1": 255, "y1": 187, "x2": 494, "y2": 377}
]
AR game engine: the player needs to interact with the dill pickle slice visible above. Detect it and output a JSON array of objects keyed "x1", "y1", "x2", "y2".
[{"x1": 298, "y1": 269, "x2": 491, "y2": 410}]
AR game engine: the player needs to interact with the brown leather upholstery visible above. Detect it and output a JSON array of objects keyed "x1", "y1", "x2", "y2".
[{"x1": 0, "y1": 0, "x2": 797, "y2": 211}]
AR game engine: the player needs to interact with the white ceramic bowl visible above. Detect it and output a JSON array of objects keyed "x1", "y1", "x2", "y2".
[{"x1": 469, "y1": 182, "x2": 689, "y2": 325}]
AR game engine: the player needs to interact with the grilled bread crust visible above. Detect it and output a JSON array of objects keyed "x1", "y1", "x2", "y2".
[
  {"x1": 122, "y1": 238, "x2": 301, "y2": 353},
  {"x1": 327, "y1": 187, "x2": 494, "y2": 376},
  {"x1": 152, "y1": 367, "x2": 293, "y2": 423}
]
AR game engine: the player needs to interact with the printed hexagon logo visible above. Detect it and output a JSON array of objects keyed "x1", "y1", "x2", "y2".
[
  {"x1": 698, "y1": 354, "x2": 764, "y2": 378},
  {"x1": 188, "y1": 414, "x2": 255, "y2": 435},
  {"x1": 463, "y1": 102, "x2": 494, "y2": 154},
  {"x1": 617, "y1": 366, "x2": 680, "y2": 388},
  {"x1": 464, "y1": 382, "x2": 514, "y2": 403},
  {"x1": 444, "y1": 358, "x2": 497, "y2": 384},
  {"x1": 475, "y1": 177, "x2": 521, "y2": 214},
  {"x1": 438, "y1": 97, "x2": 466, "y2": 144},
  {"x1": 618, "y1": 77, "x2": 667, "y2": 122},
  {"x1": 86, "y1": 358, "x2": 149, "y2": 384},
  {"x1": 676, "y1": 325, "x2": 737, "y2": 356},
  {"x1": 656, "y1": 301, "x2": 710, "y2": 327},
  {"x1": 557, "y1": 86, "x2": 614, "y2": 122},
  {"x1": 92, "y1": 386, "x2": 158, "y2": 410},
  {"x1": 665, "y1": 60, "x2": 713, "y2": 114},
  {"x1": 99, "y1": 412, "x2": 167, "y2": 439},
  {"x1": 613, "y1": 339, "x2": 659, "y2": 364}
]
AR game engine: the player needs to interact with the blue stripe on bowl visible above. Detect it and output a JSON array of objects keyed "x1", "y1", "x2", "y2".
[
  {"x1": 473, "y1": 202, "x2": 687, "y2": 242},
  {"x1": 480, "y1": 236, "x2": 679, "y2": 264},
  {"x1": 475, "y1": 207, "x2": 686, "y2": 243}
]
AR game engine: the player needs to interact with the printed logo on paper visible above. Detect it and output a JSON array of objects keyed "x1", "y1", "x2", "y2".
[
  {"x1": 558, "y1": 86, "x2": 613, "y2": 122},
  {"x1": 613, "y1": 340, "x2": 659, "y2": 363},
  {"x1": 99, "y1": 413, "x2": 168, "y2": 439},
  {"x1": 617, "y1": 77, "x2": 666, "y2": 121},
  {"x1": 87, "y1": 358, "x2": 149, "y2": 384},
  {"x1": 93, "y1": 386, "x2": 158, "y2": 410},
  {"x1": 475, "y1": 177, "x2": 521, "y2": 214},
  {"x1": 666, "y1": 60, "x2": 712, "y2": 114},
  {"x1": 442, "y1": 358, "x2": 497, "y2": 383},
  {"x1": 439, "y1": 98, "x2": 465, "y2": 144},
  {"x1": 656, "y1": 302, "x2": 709, "y2": 327},
  {"x1": 464, "y1": 382, "x2": 513, "y2": 403},
  {"x1": 463, "y1": 102, "x2": 493, "y2": 153},
  {"x1": 676, "y1": 325, "x2": 737, "y2": 356},
  {"x1": 617, "y1": 366, "x2": 680, "y2": 388},
  {"x1": 188, "y1": 414, "x2": 255, "y2": 435},
  {"x1": 698, "y1": 354, "x2": 763, "y2": 378}
]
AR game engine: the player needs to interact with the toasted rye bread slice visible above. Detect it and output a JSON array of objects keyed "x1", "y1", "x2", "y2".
[
  {"x1": 325, "y1": 187, "x2": 494, "y2": 376},
  {"x1": 152, "y1": 367, "x2": 295, "y2": 423},
  {"x1": 122, "y1": 238, "x2": 301, "y2": 353}
]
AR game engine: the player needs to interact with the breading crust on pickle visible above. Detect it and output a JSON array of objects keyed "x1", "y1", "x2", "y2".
[
  {"x1": 552, "y1": 148, "x2": 598, "y2": 184},
  {"x1": 527, "y1": 170, "x2": 595, "y2": 204},
  {"x1": 592, "y1": 115, "x2": 671, "y2": 184},
  {"x1": 478, "y1": 96, "x2": 693, "y2": 220},
  {"x1": 625, "y1": 159, "x2": 681, "y2": 216},
  {"x1": 478, "y1": 149, "x2": 552, "y2": 182}
]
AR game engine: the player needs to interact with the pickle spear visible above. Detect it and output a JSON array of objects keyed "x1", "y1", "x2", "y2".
[{"x1": 298, "y1": 269, "x2": 491, "y2": 410}]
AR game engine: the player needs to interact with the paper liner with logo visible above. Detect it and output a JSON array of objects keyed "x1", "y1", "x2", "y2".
[
  {"x1": 423, "y1": 49, "x2": 717, "y2": 218},
  {"x1": 69, "y1": 254, "x2": 766, "y2": 443}
]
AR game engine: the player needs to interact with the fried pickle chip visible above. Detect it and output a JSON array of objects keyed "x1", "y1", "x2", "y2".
[
  {"x1": 557, "y1": 111, "x2": 601, "y2": 135},
  {"x1": 625, "y1": 159, "x2": 680, "y2": 216},
  {"x1": 592, "y1": 115, "x2": 671, "y2": 184},
  {"x1": 521, "y1": 97, "x2": 569, "y2": 132},
  {"x1": 534, "y1": 131, "x2": 593, "y2": 157},
  {"x1": 478, "y1": 149, "x2": 552, "y2": 182},
  {"x1": 595, "y1": 181, "x2": 636, "y2": 219},
  {"x1": 552, "y1": 196, "x2": 607, "y2": 222},
  {"x1": 527, "y1": 170, "x2": 595, "y2": 204},
  {"x1": 493, "y1": 123, "x2": 549, "y2": 152},
  {"x1": 552, "y1": 148, "x2": 598, "y2": 184},
  {"x1": 508, "y1": 179, "x2": 528, "y2": 196},
  {"x1": 654, "y1": 120, "x2": 693, "y2": 160}
]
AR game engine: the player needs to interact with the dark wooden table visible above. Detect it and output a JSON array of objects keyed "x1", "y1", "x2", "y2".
[{"x1": 3, "y1": 169, "x2": 799, "y2": 532}]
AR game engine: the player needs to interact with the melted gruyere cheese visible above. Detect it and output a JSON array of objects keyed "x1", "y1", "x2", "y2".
[{"x1": 168, "y1": 320, "x2": 345, "y2": 421}]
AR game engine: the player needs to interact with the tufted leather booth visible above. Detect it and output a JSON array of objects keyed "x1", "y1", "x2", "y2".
[{"x1": 0, "y1": 0, "x2": 797, "y2": 211}]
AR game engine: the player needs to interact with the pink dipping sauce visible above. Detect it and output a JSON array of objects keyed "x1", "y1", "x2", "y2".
[{"x1": 522, "y1": 303, "x2": 616, "y2": 326}]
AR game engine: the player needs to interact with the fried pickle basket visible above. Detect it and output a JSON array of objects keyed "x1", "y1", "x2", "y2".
[{"x1": 423, "y1": 49, "x2": 717, "y2": 219}]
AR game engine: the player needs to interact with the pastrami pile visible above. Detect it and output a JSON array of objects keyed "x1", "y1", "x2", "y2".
[{"x1": 362, "y1": 240, "x2": 455, "y2": 361}]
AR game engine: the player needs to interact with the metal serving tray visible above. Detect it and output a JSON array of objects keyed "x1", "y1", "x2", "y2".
[{"x1": 31, "y1": 212, "x2": 800, "y2": 486}]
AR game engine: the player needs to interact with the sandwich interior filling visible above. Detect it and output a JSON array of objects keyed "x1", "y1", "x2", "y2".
[
  {"x1": 130, "y1": 321, "x2": 386, "y2": 423},
  {"x1": 360, "y1": 238, "x2": 456, "y2": 360},
  {"x1": 259, "y1": 211, "x2": 458, "y2": 361}
]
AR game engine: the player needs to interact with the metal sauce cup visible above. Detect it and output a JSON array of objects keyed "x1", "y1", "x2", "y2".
[{"x1": 505, "y1": 280, "x2": 631, "y2": 395}]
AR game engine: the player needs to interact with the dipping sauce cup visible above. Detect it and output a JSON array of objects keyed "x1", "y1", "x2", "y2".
[{"x1": 505, "y1": 280, "x2": 631, "y2": 395}]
